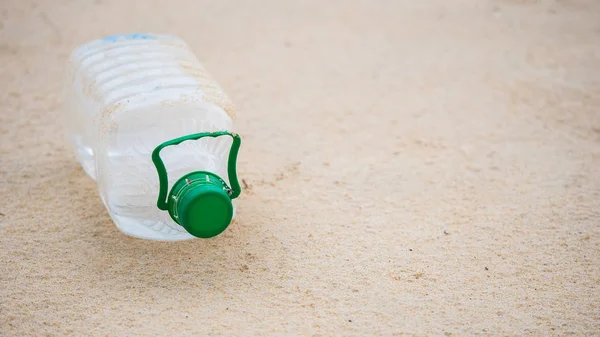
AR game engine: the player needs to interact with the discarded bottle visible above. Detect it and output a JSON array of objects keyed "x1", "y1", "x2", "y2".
[{"x1": 63, "y1": 33, "x2": 242, "y2": 240}]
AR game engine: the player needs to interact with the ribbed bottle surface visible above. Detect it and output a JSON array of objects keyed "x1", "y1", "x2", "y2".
[{"x1": 64, "y1": 34, "x2": 235, "y2": 240}]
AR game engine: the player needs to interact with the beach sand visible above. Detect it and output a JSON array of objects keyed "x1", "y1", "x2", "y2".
[{"x1": 1, "y1": 0, "x2": 599, "y2": 335}]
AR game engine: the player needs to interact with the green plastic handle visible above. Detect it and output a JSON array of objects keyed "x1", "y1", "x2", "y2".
[{"x1": 151, "y1": 131, "x2": 241, "y2": 211}]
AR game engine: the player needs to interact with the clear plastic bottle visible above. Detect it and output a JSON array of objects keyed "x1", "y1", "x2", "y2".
[{"x1": 63, "y1": 33, "x2": 242, "y2": 241}]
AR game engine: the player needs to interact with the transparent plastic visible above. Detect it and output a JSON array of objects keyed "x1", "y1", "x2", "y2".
[{"x1": 63, "y1": 33, "x2": 236, "y2": 241}]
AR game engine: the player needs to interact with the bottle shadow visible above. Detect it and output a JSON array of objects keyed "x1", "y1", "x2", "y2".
[{"x1": 63, "y1": 164, "x2": 279, "y2": 299}]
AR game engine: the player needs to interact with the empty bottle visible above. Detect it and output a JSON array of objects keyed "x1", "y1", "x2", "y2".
[{"x1": 63, "y1": 33, "x2": 242, "y2": 241}]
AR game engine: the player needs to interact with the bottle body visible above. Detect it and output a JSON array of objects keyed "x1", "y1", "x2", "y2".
[{"x1": 64, "y1": 34, "x2": 236, "y2": 240}]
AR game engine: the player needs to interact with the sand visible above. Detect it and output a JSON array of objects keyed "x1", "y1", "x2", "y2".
[{"x1": 1, "y1": 0, "x2": 599, "y2": 336}]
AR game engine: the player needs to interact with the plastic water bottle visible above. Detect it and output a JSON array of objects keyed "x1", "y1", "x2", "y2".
[{"x1": 63, "y1": 33, "x2": 242, "y2": 241}]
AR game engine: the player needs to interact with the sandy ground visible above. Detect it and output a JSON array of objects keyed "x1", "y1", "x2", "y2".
[{"x1": 1, "y1": 0, "x2": 599, "y2": 336}]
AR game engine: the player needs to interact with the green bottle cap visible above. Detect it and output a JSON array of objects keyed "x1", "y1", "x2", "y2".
[
  {"x1": 152, "y1": 131, "x2": 242, "y2": 239},
  {"x1": 169, "y1": 172, "x2": 233, "y2": 238}
]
